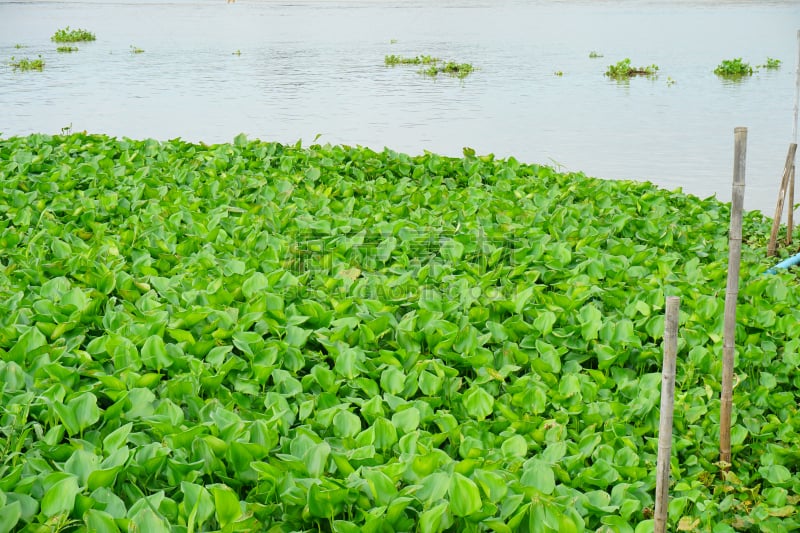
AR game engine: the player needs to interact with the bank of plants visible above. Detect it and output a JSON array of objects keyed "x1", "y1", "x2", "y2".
[
  {"x1": 421, "y1": 61, "x2": 474, "y2": 79},
  {"x1": 1, "y1": 133, "x2": 799, "y2": 532},
  {"x1": 605, "y1": 58, "x2": 659, "y2": 80},
  {"x1": 384, "y1": 54, "x2": 440, "y2": 66},
  {"x1": 9, "y1": 55, "x2": 44, "y2": 71},
  {"x1": 385, "y1": 54, "x2": 475, "y2": 79},
  {"x1": 761, "y1": 57, "x2": 781, "y2": 70},
  {"x1": 714, "y1": 58, "x2": 754, "y2": 78},
  {"x1": 51, "y1": 26, "x2": 96, "y2": 43}
]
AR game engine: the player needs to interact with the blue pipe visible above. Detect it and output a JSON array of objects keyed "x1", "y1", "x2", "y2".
[{"x1": 766, "y1": 251, "x2": 800, "y2": 274}]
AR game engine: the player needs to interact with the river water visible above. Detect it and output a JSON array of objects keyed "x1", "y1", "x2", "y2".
[{"x1": 1, "y1": 0, "x2": 798, "y2": 214}]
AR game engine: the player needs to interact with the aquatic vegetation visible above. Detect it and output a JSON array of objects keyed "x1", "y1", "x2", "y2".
[
  {"x1": 666, "y1": 77, "x2": 676, "y2": 86},
  {"x1": 233, "y1": 49, "x2": 242, "y2": 56},
  {"x1": 589, "y1": 51, "x2": 603, "y2": 58},
  {"x1": 14, "y1": 44, "x2": 24, "y2": 49},
  {"x1": 0, "y1": 133, "x2": 798, "y2": 532},
  {"x1": 420, "y1": 61, "x2": 474, "y2": 79},
  {"x1": 56, "y1": 46, "x2": 79, "y2": 53},
  {"x1": 761, "y1": 57, "x2": 781, "y2": 70},
  {"x1": 605, "y1": 58, "x2": 659, "y2": 80},
  {"x1": 130, "y1": 45, "x2": 145, "y2": 54},
  {"x1": 714, "y1": 58, "x2": 753, "y2": 78},
  {"x1": 384, "y1": 54, "x2": 440, "y2": 66},
  {"x1": 390, "y1": 39, "x2": 398, "y2": 44},
  {"x1": 51, "y1": 26, "x2": 96, "y2": 43},
  {"x1": 9, "y1": 55, "x2": 44, "y2": 71},
  {"x1": 386, "y1": 55, "x2": 475, "y2": 79},
  {"x1": 554, "y1": 70, "x2": 564, "y2": 76}
]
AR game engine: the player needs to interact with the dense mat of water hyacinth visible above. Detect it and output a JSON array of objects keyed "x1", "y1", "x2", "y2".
[{"x1": 0, "y1": 133, "x2": 798, "y2": 532}]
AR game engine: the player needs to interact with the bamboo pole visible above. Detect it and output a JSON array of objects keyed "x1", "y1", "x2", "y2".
[
  {"x1": 720, "y1": 127, "x2": 747, "y2": 469},
  {"x1": 768, "y1": 144, "x2": 798, "y2": 256},
  {"x1": 654, "y1": 296, "x2": 680, "y2": 533},
  {"x1": 790, "y1": 30, "x2": 800, "y2": 245},
  {"x1": 788, "y1": 164, "x2": 795, "y2": 246},
  {"x1": 793, "y1": 29, "x2": 799, "y2": 144}
]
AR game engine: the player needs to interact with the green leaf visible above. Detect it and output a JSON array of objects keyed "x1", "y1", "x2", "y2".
[
  {"x1": 391, "y1": 407, "x2": 420, "y2": 433},
  {"x1": 209, "y1": 484, "x2": 242, "y2": 528},
  {"x1": 0, "y1": 501, "x2": 21, "y2": 533},
  {"x1": 501, "y1": 434, "x2": 528, "y2": 458},
  {"x1": 7, "y1": 326, "x2": 47, "y2": 362},
  {"x1": 513, "y1": 286, "x2": 534, "y2": 314},
  {"x1": 305, "y1": 166, "x2": 321, "y2": 182},
  {"x1": 41, "y1": 474, "x2": 80, "y2": 517},
  {"x1": 129, "y1": 508, "x2": 171, "y2": 533},
  {"x1": 308, "y1": 481, "x2": 348, "y2": 518},
  {"x1": 473, "y1": 469, "x2": 508, "y2": 503},
  {"x1": 759, "y1": 464, "x2": 791, "y2": 485},
  {"x1": 363, "y1": 468, "x2": 397, "y2": 506},
  {"x1": 448, "y1": 473, "x2": 482, "y2": 517},
  {"x1": 419, "y1": 502, "x2": 452, "y2": 533},
  {"x1": 521, "y1": 459, "x2": 555, "y2": 495},
  {"x1": 417, "y1": 472, "x2": 450, "y2": 504},
  {"x1": 463, "y1": 386, "x2": 494, "y2": 420},
  {"x1": 242, "y1": 272, "x2": 269, "y2": 299},
  {"x1": 305, "y1": 441, "x2": 331, "y2": 478},
  {"x1": 84, "y1": 509, "x2": 121, "y2": 533},
  {"x1": 103, "y1": 422, "x2": 132, "y2": 452},
  {"x1": 141, "y1": 335, "x2": 172, "y2": 370},
  {"x1": 181, "y1": 481, "x2": 215, "y2": 529},
  {"x1": 579, "y1": 303, "x2": 603, "y2": 341},
  {"x1": 377, "y1": 236, "x2": 397, "y2": 262},
  {"x1": 333, "y1": 410, "x2": 362, "y2": 438}
]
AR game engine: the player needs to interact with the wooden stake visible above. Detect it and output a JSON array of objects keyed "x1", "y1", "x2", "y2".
[
  {"x1": 793, "y1": 29, "x2": 800, "y2": 144},
  {"x1": 720, "y1": 127, "x2": 747, "y2": 469},
  {"x1": 654, "y1": 296, "x2": 680, "y2": 533},
  {"x1": 768, "y1": 144, "x2": 798, "y2": 256},
  {"x1": 788, "y1": 163, "x2": 795, "y2": 246},
  {"x1": 789, "y1": 30, "x2": 800, "y2": 246}
]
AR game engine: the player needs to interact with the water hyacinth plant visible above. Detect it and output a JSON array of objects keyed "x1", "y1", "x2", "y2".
[
  {"x1": 9, "y1": 55, "x2": 44, "y2": 71},
  {"x1": 51, "y1": 26, "x2": 96, "y2": 43},
  {"x1": 761, "y1": 57, "x2": 781, "y2": 70},
  {"x1": 714, "y1": 58, "x2": 754, "y2": 78},
  {"x1": 57, "y1": 46, "x2": 79, "y2": 53},
  {"x1": 384, "y1": 54, "x2": 440, "y2": 66},
  {"x1": 0, "y1": 133, "x2": 799, "y2": 532},
  {"x1": 420, "y1": 61, "x2": 474, "y2": 79},
  {"x1": 386, "y1": 55, "x2": 475, "y2": 79},
  {"x1": 605, "y1": 58, "x2": 659, "y2": 80}
]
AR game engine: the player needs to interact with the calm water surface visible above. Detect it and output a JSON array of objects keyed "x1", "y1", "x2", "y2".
[{"x1": 1, "y1": 0, "x2": 799, "y2": 214}]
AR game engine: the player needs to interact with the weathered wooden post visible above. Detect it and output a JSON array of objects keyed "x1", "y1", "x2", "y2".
[
  {"x1": 720, "y1": 127, "x2": 746, "y2": 468},
  {"x1": 654, "y1": 296, "x2": 680, "y2": 533},
  {"x1": 767, "y1": 144, "x2": 798, "y2": 256},
  {"x1": 788, "y1": 29, "x2": 800, "y2": 246}
]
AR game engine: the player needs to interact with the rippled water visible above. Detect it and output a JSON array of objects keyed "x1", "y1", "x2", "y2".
[{"x1": 1, "y1": 0, "x2": 798, "y2": 214}]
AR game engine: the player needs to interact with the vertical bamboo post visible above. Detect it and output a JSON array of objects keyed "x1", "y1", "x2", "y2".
[
  {"x1": 788, "y1": 164, "x2": 795, "y2": 246},
  {"x1": 793, "y1": 29, "x2": 799, "y2": 145},
  {"x1": 790, "y1": 30, "x2": 800, "y2": 245},
  {"x1": 720, "y1": 127, "x2": 747, "y2": 469},
  {"x1": 654, "y1": 296, "x2": 680, "y2": 533},
  {"x1": 768, "y1": 144, "x2": 798, "y2": 256}
]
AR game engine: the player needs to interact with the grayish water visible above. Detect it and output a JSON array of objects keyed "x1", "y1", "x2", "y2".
[{"x1": 1, "y1": 0, "x2": 799, "y2": 214}]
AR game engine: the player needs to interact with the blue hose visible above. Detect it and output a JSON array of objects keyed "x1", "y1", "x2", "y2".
[{"x1": 766, "y1": 251, "x2": 800, "y2": 274}]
